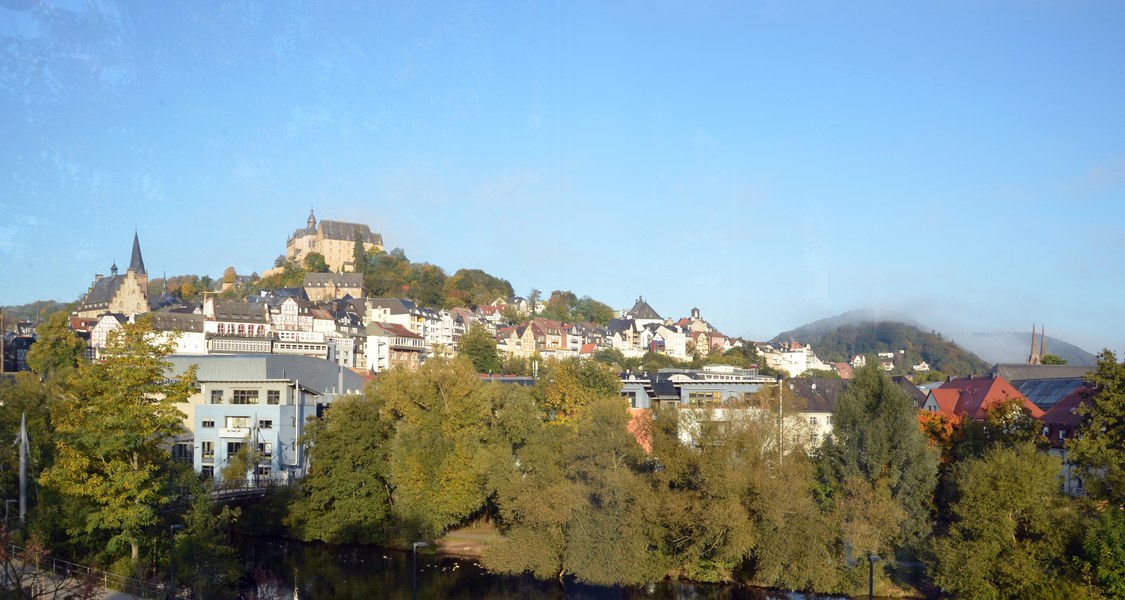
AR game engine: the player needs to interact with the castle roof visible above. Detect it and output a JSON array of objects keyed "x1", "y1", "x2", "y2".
[
  {"x1": 626, "y1": 296, "x2": 661, "y2": 321},
  {"x1": 129, "y1": 231, "x2": 146, "y2": 275}
]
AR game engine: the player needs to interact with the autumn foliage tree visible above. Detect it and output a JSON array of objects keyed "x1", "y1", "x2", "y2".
[{"x1": 40, "y1": 319, "x2": 195, "y2": 562}]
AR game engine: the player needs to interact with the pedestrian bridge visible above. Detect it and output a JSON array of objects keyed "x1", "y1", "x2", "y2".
[{"x1": 209, "y1": 479, "x2": 293, "y2": 502}]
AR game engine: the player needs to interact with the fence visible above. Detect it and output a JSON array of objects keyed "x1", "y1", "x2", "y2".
[{"x1": 2, "y1": 543, "x2": 165, "y2": 599}]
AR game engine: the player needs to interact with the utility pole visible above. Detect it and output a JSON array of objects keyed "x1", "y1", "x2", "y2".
[{"x1": 18, "y1": 412, "x2": 28, "y2": 521}]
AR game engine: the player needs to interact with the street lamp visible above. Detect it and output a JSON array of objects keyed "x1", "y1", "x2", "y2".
[
  {"x1": 168, "y1": 524, "x2": 184, "y2": 600},
  {"x1": 776, "y1": 375, "x2": 784, "y2": 466},
  {"x1": 412, "y1": 541, "x2": 429, "y2": 600},
  {"x1": 867, "y1": 552, "x2": 882, "y2": 600}
]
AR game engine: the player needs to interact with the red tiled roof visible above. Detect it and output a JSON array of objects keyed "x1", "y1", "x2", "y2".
[
  {"x1": 939, "y1": 376, "x2": 1044, "y2": 420},
  {"x1": 1040, "y1": 387, "x2": 1090, "y2": 427},
  {"x1": 928, "y1": 389, "x2": 961, "y2": 416}
]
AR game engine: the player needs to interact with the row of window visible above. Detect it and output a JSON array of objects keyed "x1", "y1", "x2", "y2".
[
  {"x1": 199, "y1": 440, "x2": 272, "y2": 459},
  {"x1": 200, "y1": 417, "x2": 274, "y2": 429},
  {"x1": 210, "y1": 389, "x2": 281, "y2": 405},
  {"x1": 215, "y1": 323, "x2": 267, "y2": 336}
]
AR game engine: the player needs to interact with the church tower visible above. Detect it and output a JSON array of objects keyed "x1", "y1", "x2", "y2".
[{"x1": 128, "y1": 230, "x2": 148, "y2": 290}]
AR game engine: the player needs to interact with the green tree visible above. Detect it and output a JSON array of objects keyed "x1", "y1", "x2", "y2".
[
  {"x1": 40, "y1": 319, "x2": 195, "y2": 562},
  {"x1": 373, "y1": 359, "x2": 537, "y2": 537},
  {"x1": 1069, "y1": 350, "x2": 1125, "y2": 504},
  {"x1": 286, "y1": 394, "x2": 396, "y2": 544},
  {"x1": 172, "y1": 489, "x2": 241, "y2": 599},
  {"x1": 537, "y1": 358, "x2": 621, "y2": 424},
  {"x1": 1081, "y1": 506, "x2": 1125, "y2": 598},
  {"x1": 485, "y1": 396, "x2": 659, "y2": 585},
  {"x1": 458, "y1": 323, "x2": 501, "y2": 374},
  {"x1": 442, "y1": 268, "x2": 514, "y2": 308},
  {"x1": 219, "y1": 438, "x2": 260, "y2": 485},
  {"x1": 540, "y1": 290, "x2": 578, "y2": 322},
  {"x1": 303, "y1": 252, "x2": 330, "y2": 273},
  {"x1": 931, "y1": 443, "x2": 1084, "y2": 599},
  {"x1": 572, "y1": 296, "x2": 615, "y2": 325},
  {"x1": 352, "y1": 227, "x2": 367, "y2": 274},
  {"x1": 25, "y1": 311, "x2": 86, "y2": 380},
  {"x1": 818, "y1": 362, "x2": 938, "y2": 561},
  {"x1": 1041, "y1": 353, "x2": 1068, "y2": 365}
]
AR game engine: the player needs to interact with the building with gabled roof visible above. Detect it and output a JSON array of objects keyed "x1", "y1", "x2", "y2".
[
  {"x1": 286, "y1": 209, "x2": 384, "y2": 272},
  {"x1": 303, "y1": 272, "x2": 365, "y2": 302},
  {"x1": 74, "y1": 232, "x2": 150, "y2": 319},
  {"x1": 936, "y1": 374, "x2": 1044, "y2": 420},
  {"x1": 624, "y1": 296, "x2": 662, "y2": 327}
]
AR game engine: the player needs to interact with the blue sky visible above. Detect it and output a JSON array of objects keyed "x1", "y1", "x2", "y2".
[{"x1": 2, "y1": 1, "x2": 1123, "y2": 353}]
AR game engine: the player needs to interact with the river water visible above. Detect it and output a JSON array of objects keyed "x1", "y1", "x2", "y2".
[{"x1": 235, "y1": 535, "x2": 826, "y2": 600}]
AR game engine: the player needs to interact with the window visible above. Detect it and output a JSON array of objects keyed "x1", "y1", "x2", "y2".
[
  {"x1": 256, "y1": 465, "x2": 271, "y2": 477},
  {"x1": 227, "y1": 441, "x2": 243, "y2": 454},
  {"x1": 200, "y1": 465, "x2": 214, "y2": 479},
  {"x1": 267, "y1": 390, "x2": 280, "y2": 405},
  {"x1": 173, "y1": 443, "x2": 193, "y2": 463},
  {"x1": 232, "y1": 390, "x2": 259, "y2": 404},
  {"x1": 210, "y1": 390, "x2": 223, "y2": 404},
  {"x1": 201, "y1": 441, "x2": 214, "y2": 459},
  {"x1": 809, "y1": 417, "x2": 818, "y2": 426},
  {"x1": 1059, "y1": 429, "x2": 1066, "y2": 440},
  {"x1": 258, "y1": 443, "x2": 272, "y2": 457},
  {"x1": 258, "y1": 419, "x2": 273, "y2": 429},
  {"x1": 201, "y1": 419, "x2": 215, "y2": 428},
  {"x1": 225, "y1": 416, "x2": 250, "y2": 429}
]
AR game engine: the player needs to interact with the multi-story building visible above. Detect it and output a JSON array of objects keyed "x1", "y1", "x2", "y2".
[
  {"x1": 166, "y1": 355, "x2": 366, "y2": 483},
  {"x1": 286, "y1": 210, "x2": 383, "y2": 272}
]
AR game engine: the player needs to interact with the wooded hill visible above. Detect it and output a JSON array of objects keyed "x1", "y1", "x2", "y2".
[{"x1": 773, "y1": 320, "x2": 991, "y2": 377}]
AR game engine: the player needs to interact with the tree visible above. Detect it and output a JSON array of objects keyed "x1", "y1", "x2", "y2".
[
  {"x1": 1068, "y1": 350, "x2": 1125, "y2": 504},
  {"x1": 25, "y1": 311, "x2": 85, "y2": 380},
  {"x1": 219, "y1": 439, "x2": 260, "y2": 485},
  {"x1": 303, "y1": 252, "x2": 330, "y2": 273},
  {"x1": 172, "y1": 489, "x2": 241, "y2": 599},
  {"x1": 352, "y1": 227, "x2": 367, "y2": 274},
  {"x1": 536, "y1": 358, "x2": 621, "y2": 424},
  {"x1": 458, "y1": 324, "x2": 501, "y2": 374},
  {"x1": 442, "y1": 269, "x2": 514, "y2": 308},
  {"x1": 222, "y1": 266, "x2": 237, "y2": 284},
  {"x1": 40, "y1": 319, "x2": 195, "y2": 562},
  {"x1": 286, "y1": 394, "x2": 396, "y2": 544},
  {"x1": 540, "y1": 290, "x2": 578, "y2": 322},
  {"x1": 485, "y1": 397, "x2": 659, "y2": 585},
  {"x1": 1041, "y1": 353, "x2": 1068, "y2": 365},
  {"x1": 371, "y1": 359, "x2": 537, "y2": 537},
  {"x1": 1080, "y1": 506, "x2": 1125, "y2": 598},
  {"x1": 931, "y1": 443, "x2": 1084, "y2": 599},
  {"x1": 572, "y1": 296, "x2": 615, "y2": 325},
  {"x1": 818, "y1": 362, "x2": 938, "y2": 561}
]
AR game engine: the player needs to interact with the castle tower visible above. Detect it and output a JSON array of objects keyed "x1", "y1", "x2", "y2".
[{"x1": 307, "y1": 208, "x2": 317, "y2": 232}]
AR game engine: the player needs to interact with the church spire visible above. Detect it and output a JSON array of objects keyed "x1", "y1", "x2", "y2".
[
  {"x1": 1039, "y1": 325, "x2": 1046, "y2": 358},
  {"x1": 129, "y1": 230, "x2": 146, "y2": 275},
  {"x1": 1028, "y1": 323, "x2": 1041, "y2": 365}
]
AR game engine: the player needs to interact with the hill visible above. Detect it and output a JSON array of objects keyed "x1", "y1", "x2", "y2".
[
  {"x1": 961, "y1": 331, "x2": 1097, "y2": 366},
  {"x1": 773, "y1": 319, "x2": 990, "y2": 377}
]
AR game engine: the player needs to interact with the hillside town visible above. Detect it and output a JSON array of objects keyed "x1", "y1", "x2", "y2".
[{"x1": 0, "y1": 214, "x2": 1102, "y2": 500}]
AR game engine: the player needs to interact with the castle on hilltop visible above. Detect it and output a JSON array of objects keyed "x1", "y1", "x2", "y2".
[{"x1": 286, "y1": 209, "x2": 384, "y2": 272}]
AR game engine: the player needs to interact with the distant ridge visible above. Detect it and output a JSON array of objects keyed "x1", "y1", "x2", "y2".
[
  {"x1": 963, "y1": 331, "x2": 1097, "y2": 366},
  {"x1": 772, "y1": 310, "x2": 989, "y2": 377}
]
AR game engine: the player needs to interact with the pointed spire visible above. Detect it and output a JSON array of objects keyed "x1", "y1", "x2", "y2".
[
  {"x1": 1028, "y1": 323, "x2": 1039, "y2": 365},
  {"x1": 129, "y1": 229, "x2": 146, "y2": 275}
]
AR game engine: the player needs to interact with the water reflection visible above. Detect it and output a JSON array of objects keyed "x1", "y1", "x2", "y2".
[{"x1": 235, "y1": 535, "x2": 832, "y2": 600}]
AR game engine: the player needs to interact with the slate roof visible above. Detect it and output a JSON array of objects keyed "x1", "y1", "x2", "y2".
[
  {"x1": 608, "y1": 318, "x2": 636, "y2": 336},
  {"x1": 129, "y1": 231, "x2": 146, "y2": 275},
  {"x1": 785, "y1": 378, "x2": 847, "y2": 413},
  {"x1": 893, "y1": 375, "x2": 929, "y2": 408},
  {"x1": 149, "y1": 311, "x2": 203, "y2": 333},
  {"x1": 79, "y1": 275, "x2": 125, "y2": 311},
  {"x1": 304, "y1": 273, "x2": 365, "y2": 288},
  {"x1": 317, "y1": 220, "x2": 383, "y2": 245},
  {"x1": 211, "y1": 300, "x2": 269, "y2": 323},
  {"x1": 992, "y1": 363, "x2": 1092, "y2": 383},
  {"x1": 626, "y1": 296, "x2": 661, "y2": 321}
]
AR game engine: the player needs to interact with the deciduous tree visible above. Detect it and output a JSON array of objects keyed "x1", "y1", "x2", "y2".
[
  {"x1": 40, "y1": 319, "x2": 195, "y2": 562},
  {"x1": 458, "y1": 323, "x2": 501, "y2": 374},
  {"x1": 25, "y1": 311, "x2": 85, "y2": 380},
  {"x1": 1069, "y1": 350, "x2": 1125, "y2": 503}
]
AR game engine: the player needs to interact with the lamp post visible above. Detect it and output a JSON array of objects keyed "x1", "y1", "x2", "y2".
[
  {"x1": 776, "y1": 375, "x2": 784, "y2": 466},
  {"x1": 868, "y1": 552, "x2": 881, "y2": 600},
  {"x1": 168, "y1": 524, "x2": 184, "y2": 600},
  {"x1": 412, "y1": 541, "x2": 429, "y2": 600}
]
